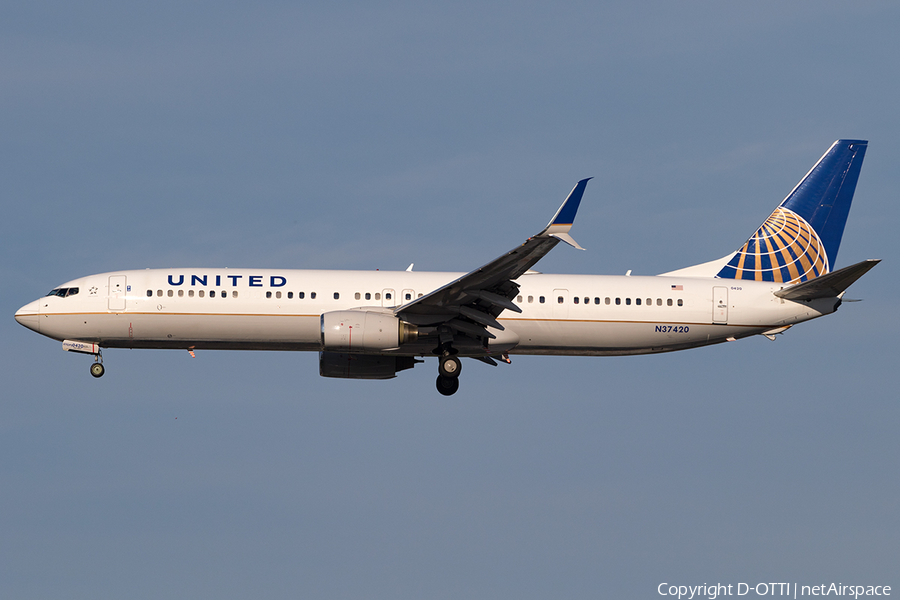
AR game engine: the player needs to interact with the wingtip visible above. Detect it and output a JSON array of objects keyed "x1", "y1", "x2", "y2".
[{"x1": 547, "y1": 178, "x2": 591, "y2": 229}]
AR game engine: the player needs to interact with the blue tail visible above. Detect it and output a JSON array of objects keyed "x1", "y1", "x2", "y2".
[{"x1": 716, "y1": 140, "x2": 867, "y2": 284}]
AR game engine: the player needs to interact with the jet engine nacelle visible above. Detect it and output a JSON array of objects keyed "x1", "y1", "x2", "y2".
[
  {"x1": 319, "y1": 352, "x2": 419, "y2": 379},
  {"x1": 320, "y1": 310, "x2": 418, "y2": 352}
]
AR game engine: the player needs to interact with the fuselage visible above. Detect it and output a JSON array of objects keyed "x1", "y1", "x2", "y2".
[{"x1": 15, "y1": 268, "x2": 838, "y2": 357}]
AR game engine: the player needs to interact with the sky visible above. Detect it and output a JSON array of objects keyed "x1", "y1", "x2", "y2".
[{"x1": 2, "y1": 2, "x2": 898, "y2": 598}]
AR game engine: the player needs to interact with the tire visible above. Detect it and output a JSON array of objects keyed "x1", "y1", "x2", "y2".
[
  {"x1": 90, "y1": 363, "x2": 105, "y2": 378},
  {"x1": 436, "y1": 375, "x2": 460, "y2": 396},
  {"x1": 438, "y1": 356, "x2": 462, "y2": 378}
]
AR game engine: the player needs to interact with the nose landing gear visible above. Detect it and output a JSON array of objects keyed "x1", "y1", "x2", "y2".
[{"x1": 89, "y1": 350, "x2": 105, "y2": 378}]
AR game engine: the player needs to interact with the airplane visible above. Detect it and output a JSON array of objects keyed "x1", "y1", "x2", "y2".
[{"x1": 15, "y1": 139, "x2": 879, "y2": 396}]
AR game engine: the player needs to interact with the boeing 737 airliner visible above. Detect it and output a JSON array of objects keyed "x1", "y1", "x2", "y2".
[{"x1": 15, "y1": 140, "x2": 879, "y2": 395}]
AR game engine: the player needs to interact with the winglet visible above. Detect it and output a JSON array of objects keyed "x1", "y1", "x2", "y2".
[{"x1": 540, "y1": 178, "x2": 591, "y2": 249}]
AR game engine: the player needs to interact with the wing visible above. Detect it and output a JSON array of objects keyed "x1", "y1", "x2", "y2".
[{"x1": 395, "y1": 179, "x2": 591, "y2": 342}]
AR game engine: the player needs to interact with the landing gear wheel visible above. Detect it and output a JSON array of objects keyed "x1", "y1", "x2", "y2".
[
  {"x1": 90, "y1": 362, "x2": 105, "y2": 378},
  {"x1": 438, "y1": 355, "x2": 462, "y2": 378},
  {"x1": 436, "y1": 375, "x2": 460, "y2": 396}
]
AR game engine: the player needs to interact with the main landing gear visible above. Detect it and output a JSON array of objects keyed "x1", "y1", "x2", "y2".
[{"x1": 436, "y1": 352, "x2": 462, "y2": 396}]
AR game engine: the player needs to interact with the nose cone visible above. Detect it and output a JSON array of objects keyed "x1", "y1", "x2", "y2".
[{"x1": 15, "y1": 300, "x2": 40, "y2": 333}]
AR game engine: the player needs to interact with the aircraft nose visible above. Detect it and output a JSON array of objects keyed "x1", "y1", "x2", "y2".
[{"x1": 14, "y1": 300, "x2": 40, "y2": 333}]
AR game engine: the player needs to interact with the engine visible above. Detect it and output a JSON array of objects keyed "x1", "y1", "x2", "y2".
[
  {"x1": 320, "y1": 310, "x2": 418, "y2": 352},
  {"x1": 319, "y1": 352, "x2": 419, "y2": 379}
]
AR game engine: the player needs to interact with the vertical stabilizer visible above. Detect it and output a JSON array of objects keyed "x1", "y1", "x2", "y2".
[{"x1": 715, "y1": 140, "x2": 867, "y2": 284}]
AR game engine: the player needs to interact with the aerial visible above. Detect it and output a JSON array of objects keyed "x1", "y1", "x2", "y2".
[{"x1": 15, "y1": 141, "x2": 878, "y2": 396}]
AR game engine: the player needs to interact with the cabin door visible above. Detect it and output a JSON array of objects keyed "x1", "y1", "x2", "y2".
[
  {"x1": 109, "y1": 275, "x2": 127, "y2": 311},
  {"x1": 713, "y1": 286, "x2": 728, "y2": 324}
]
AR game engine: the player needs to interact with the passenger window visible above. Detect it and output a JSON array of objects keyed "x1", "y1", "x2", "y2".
[
  {"x1": 594, "y1": 297, "x2": 600, "y2": 305},
  {"x1": 646, "y1": 298, "x2": 651, "y2": 306},
  {"x1": 557, "y1": 296, "x2": 564, "y2": 304},
  {"x1": 615, "y1": 298, "x2": 621, "y2": 305},
  {"x1": 334, "y1": 292, "x2": 340, "y2": 300},
  {"x1": 635, "y1": 298, "x2": 641, "y2": 306},
  {"x1": 605, "y1": 297, "x2": 611, "y2": 305},
  {"x1": 146, "y1": 290, "x2": 152, "y2": 297},
  {"x1": 266, "y1": 291, "x2": 272, "y2": 298},
  {"x1": 276, "y1": 291, "x2": 282, "y2": 299},
  {"x1": 211, "y1": 290, "x2": 216, "y2": 298},
  {"x1": 539, "y1": 296, "x2": 545, "y2": 304},
  {"x1": 365, "y1": 292, "x2": 371, "y2": 300},
  {"x1": 573, "y1": 297, "x2": 579, "y2": 304},
  {"x1": 157, "y1": 290, "x2": 163, "y2": 297},
  {"x1": 667, "y1": 298, "x2": 673, "y2": 306},
  {"x1": 405, "y1": 293, "x2": 411, "y2": 300},
  {"x1": 355, "y1": 292, "x2": 361, "y2": 300},
  {"x1": 418, "y1": 293, "x2": 423, "y2": 298},
  {"x1": 288, "y1": 292, "x2": 293, "y2": 299},
  {"x1": 311, "y1": 292, "x2": 317, "y2": 299},
  {"x1": 527, "y1": 295, "x2": 533, "y2": 303},
  {"x1": 677, "y1": 299, "x2": 684, "y2": 306},
  {"x1": 626, "y1": 298, "x2": 631, "y2": 305},
  {"x1": 198, "y1": 290, "x2": 205, "y2": 298},
  {"x1": 375, "y1": 293, "x2": 381, "y2": 300},
  {"x1": 385, "y1": 293, "x2": 392, "y2": 300},
  {"x1": 517, "y1": 295, "x2": 523, "y2": 303},
  {"x1": 299, "y1": 292, "x2": 305, "y2": 299},
  {"x1": 657, "y1": 298, "x2": 662, "y2": 306},
  {"x1": 232, "y1": 291, "x2": 238, "y2": 298},
  {"x1": 189, "y1": 290, "x2": 195, "y2": 298},
  {"x1": 167, "y1": 290, "x2": 173, "y2": 297},
  {"x1": 178, "y1": 290, "x2": 184, "y2": 297}
]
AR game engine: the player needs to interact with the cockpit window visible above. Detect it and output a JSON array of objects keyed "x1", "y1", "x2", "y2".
[{"x1": 46, "y1": 287, "x2": 79, "y2": 298}]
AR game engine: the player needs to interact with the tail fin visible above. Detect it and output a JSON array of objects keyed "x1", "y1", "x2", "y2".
[{"x1": 716, "y1": 140, "x2": 867, "y2": 284}]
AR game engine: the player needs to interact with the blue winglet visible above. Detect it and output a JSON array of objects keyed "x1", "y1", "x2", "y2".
[{"x1": 549, "y1": 178, "x2": 592, "y2": 227}]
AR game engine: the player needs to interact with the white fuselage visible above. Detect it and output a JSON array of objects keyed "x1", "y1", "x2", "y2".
[{"x1": 16, "y1": 268, "x2": 838, "y2": 357}]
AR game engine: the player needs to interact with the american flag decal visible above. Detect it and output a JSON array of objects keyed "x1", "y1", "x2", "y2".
[{"x1": 671, "y1": 284, "x2": 683, "y2": 291}]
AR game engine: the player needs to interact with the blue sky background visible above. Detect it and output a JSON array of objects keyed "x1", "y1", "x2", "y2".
[{"x1": 2, "y1": 2, "x2": 898, "y2": 598}]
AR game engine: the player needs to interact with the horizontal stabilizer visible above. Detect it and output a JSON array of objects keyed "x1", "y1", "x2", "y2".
[{"x1": 774, "y1": 259, "x2": 880, "y2": 301}]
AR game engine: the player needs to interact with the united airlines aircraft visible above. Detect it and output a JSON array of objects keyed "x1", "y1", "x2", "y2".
[{"x1": 15, "y1": 140, "x2": 879, "y2": 395}]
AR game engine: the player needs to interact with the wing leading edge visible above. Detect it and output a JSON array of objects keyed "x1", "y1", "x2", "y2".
[{"x1": 396, "y1": 178, "x2": 592, "y2": 344}]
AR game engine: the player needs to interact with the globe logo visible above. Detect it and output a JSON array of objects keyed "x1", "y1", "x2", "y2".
[{"x1": 717, "y1": 207, "x2": 828, "y2": 284}]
